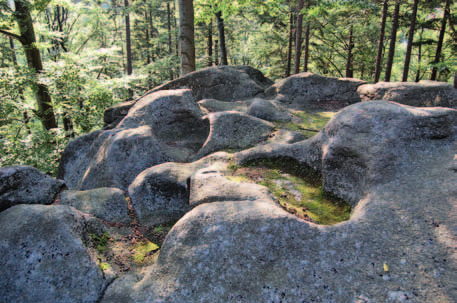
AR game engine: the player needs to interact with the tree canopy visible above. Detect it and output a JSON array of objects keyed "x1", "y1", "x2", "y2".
[{"x1": 1, "y1": 0, "x2": 456, "y2": 174}]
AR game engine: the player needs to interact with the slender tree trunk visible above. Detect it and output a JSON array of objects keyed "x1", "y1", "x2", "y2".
[
  {"x1": 303, "y1": 0, "x2": 311, "y2": 72},
  {"x1": 346, "y1": 24, "x2": 354, "y2": 78},
  {"x1": 402, "y1": 0, "x2": 419, "y2": 82},
  {"x1": 178, "y1": 0, "x2": 195, "y2": 75},
  {"x1": 174, "y1": 1, "x2": 179, "y2": 58},
  {"x1": 215, "y1": 39, "x2": 219, "y2": 65},
  {"x1": 167, "y1": 1, "x2": 174, "y2": 79},
  {"x1": 215, "y1": 11, "x2": 227, "y2": 65},
  {"x1": 374, "y1": 0, "x2": 389, "y2": 83},
  {"x1": 431, "y1": 0, "x2": 451, "y2": 80},
  {"x1": 14, "y1": 0, "x2": 57, "y2": 130},
  {"x1": 384, "y1": 0, "x2": 400, "y2": 82},
  {"x1": 145, "y1": 9, "x2": 151, "y2": 64},
  {"x1": 415, "y1": 27, "x2": 423, "y2": 82},
  {"x1": 208, "y1": 17, "x2": 213, "y2": 66},
  {"x1": 9, "y1": 37, "x2": 18, "y2": 66},
  {"x1": 453, "y1": 72, "x2": 457, "y2": 88},
  {"x1": 294, "y1": 0, "x2": 304, "y2": 74},
  {"x1": 286, "y1": 12, "x2": 294, "y2": 77},
  {"x1": 125, "y1": 0, "x2": 133, "y2": 76}
]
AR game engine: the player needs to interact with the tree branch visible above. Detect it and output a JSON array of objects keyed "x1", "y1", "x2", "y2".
[{"x1": 0, "y1": 29, "x2": 25, "y2": 44}]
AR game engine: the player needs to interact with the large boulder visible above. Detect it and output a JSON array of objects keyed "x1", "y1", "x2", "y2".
[
  {"x1": 0, "y1": 204, "x2": 107, "y2": 302},
  {"x1": 194, "y1": 111, "x2": 274, "y2": 159},
  {"x1": 58, "y1": 89, "x2": 210, "y2": 191},
  {"x1": 0, "y1": 166, "x2": 64, "y2": 212},
  {"x1": 266, "y1": 72, "x2": 366, "y2": 110},
  {"x1": 59, "y1": 188, "x2": 130, "y2": 224},
  {"x1": 235, "y1": 101, "x2": 456, "y2": 205},
  {"x1": 101, "y1": 100, "x2": 457, "y2": 302},
  {"x1": 358, "y1": 81, "x2": 457, "y2": 107},
  {"x1": 128, "y1": 152, "x2": 231, "y2": 226},
  {"x1": 141, "y1": 65, "x2": 274, "y2": 102}
]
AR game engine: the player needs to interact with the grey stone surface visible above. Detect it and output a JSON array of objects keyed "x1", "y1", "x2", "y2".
[
  {"x1": 198, "y1": 98, "x2": 291, "y2": 122},
  {"x1": 358, "y1": 80, "x2": 457, "y2": 107},
  {"x1": 59, "y1": 188, "x2": 130, "y2": 224},
  {"x1": 141, "y1": 65, "x2": 274, "y2": 102},
  {"x1": 101, "y1": 100, "x2": 457, "y2": 302},
  {"x1": 235, "y1": 101, "x2": 457, "y2": 205},
  {"x1": 0, "y1": 204, "x2": 106, "y2": 303},
  {"x1": 0, "y1": 166, "x2": 64, "y2": 212},
  {"x1": 103, "y1": 99, "x2": 135, "y2": 129},
  {"x1": 194, "y1": 111, "x2": 274, "y2": 159},
  {"x1": 128, "y1": 152, "x2": 231, "y2": 226},
  {"x1": 247, "y1": 98, "x2": 291, "y2": 121},
  {"x1": 266, "y1": 72, "x2": 366, "y2": 110},
  {"x1": 58, "y1": 89, "x2": 210, "y2": 191},
  {"x1": 189, "y1": 168, "x2": 274, "y2": 207},
  {"x1": 198, "y1": 99, "x2": 249, "y2": 113}
]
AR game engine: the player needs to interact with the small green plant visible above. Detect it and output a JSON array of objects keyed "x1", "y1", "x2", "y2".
[
  {"x1": 89, "y1": 232, "x2": 111, "y2": 253},
  {"x1": 132, "y1": 240, "x2": 160, "y2": 265}
]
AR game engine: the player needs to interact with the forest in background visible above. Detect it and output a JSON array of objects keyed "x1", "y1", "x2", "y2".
[{"x1": 0, "y1": 0, "x2": 456, "y2": 175}]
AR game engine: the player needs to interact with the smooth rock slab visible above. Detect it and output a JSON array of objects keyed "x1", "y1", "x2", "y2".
[
  {"x1": 59, "y1": 188, "x2": 130, "y2": 224},
  {"x1": 0, "y1": 204, "x2": 106, "y2": 303},
  {"x1": 0, "y1": 166, "x2": 64, "y2": 212}
]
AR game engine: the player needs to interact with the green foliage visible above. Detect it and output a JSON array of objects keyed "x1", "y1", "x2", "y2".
[
  {"x1": 132, "y1": 240, "x2": 160, "y2": 265},
  {"x1": 89, "y1": 232, "x2": 111, "y2": 253}
]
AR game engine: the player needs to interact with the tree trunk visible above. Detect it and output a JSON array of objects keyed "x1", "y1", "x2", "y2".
[
  {"x1": 167, "y1": 1, "x2": 174, "y2": 79},
  {"x1": 9, "y1": 37, "x2": 18, "y2": 66},
  {"x1": 208, "y1": 17, "x2": 213, "y2": 66},
  {"x1": 125, "y1": 0, "x2": 133, "y2": 76},
  {"x1": 454, "y1": 72, "x2": 457, "y2": 89},
  {"x1": 294, "y1": 0, "x2": 304, "y2": 74},
  {"x1": 303, "y1": 0, "x2": 311, "y2": 72},
  {"x1": 345, "y1": 25, "x2": 354, "y2": 78},
  {"x1": 178, "y1": 0, "x2": 195, "y2": 75},
  {"x1": 374, "y1": 0, "x2": 389, "y2": 83},
  {"x1": 402, "y1": 0, "x2": 419, "y2": 82},
  {"x1": 384, "y1": 0, "x2": 400, "y2": 82},
  {"x1": 215, "y1": 11, "x2": 227, "y2": 65},
  {"x1": 430, "y1": 0, "x2": 451, "y2": 80},
  {"x1": 215, "y1": 39, "x2": 219, "y2": 65},
  {"x1": 415, "y1": 27, "x2": 423, "y2": 82},
  {"x1": 14, "y1": 0, "x2": 57, "y2": 130},
  {"x1": 286, "y1": 11, "x2": 294, "y2": 77},
  {"x1": 145, "y1": 9, "x2": 151, "y2": 64}
]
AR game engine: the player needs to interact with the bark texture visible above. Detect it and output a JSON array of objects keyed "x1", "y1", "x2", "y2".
[{"x1": 178, "y1": 0, "x2": 195, "y2": 75}]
